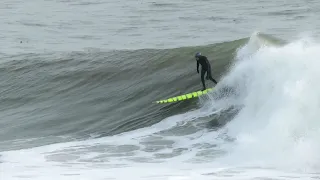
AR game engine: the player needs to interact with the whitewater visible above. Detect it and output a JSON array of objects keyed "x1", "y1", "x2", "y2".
[{"x1": 1, "y1": 35, "x2": 320, "y2": 180}]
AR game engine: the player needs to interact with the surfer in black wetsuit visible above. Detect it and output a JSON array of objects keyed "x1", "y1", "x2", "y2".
[{"x1": 195, "y1": 52, "x2": 218, "y2": 91}]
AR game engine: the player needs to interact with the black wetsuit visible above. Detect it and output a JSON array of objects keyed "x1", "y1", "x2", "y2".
[{"x1": 196, "y1": 55, "x2": 218, "y2": 90}]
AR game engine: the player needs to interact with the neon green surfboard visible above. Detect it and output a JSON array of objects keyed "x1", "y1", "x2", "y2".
[{"x1": 155, "y1": 88, "x2": 213, "y2": 104}]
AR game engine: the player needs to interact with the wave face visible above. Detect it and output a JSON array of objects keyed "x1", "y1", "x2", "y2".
[{"x1": 0, "y1": 35, "x2": 250, "y2": 148}]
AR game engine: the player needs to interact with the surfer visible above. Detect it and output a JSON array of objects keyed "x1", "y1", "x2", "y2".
[{"x1": 195, "y1": 52, "x2": 218, "y2": 91}]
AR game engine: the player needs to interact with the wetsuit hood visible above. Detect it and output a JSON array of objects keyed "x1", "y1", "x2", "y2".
[{"x1": 195, "y1": 52, "x2": 201, "y2": 58}]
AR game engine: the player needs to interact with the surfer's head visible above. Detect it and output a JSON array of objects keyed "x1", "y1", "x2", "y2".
[{"x1": 195, "y1": 52, "x2": 201, "y2": 60}]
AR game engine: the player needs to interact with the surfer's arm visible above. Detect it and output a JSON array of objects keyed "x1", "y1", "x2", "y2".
[{"x1": 197, "y1": 61, "x2": 199, "y2": 73}]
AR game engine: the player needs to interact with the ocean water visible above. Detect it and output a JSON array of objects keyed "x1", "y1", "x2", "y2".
[{"x1": 1, "y1": 0, "x2": 320, "y2": 179}]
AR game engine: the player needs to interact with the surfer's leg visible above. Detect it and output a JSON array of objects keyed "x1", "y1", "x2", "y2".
[
  {"x1": 201, "y1": 69, "x2": 206, "y2": 90},
  {"x1": 209, "y1": 76, "x2": 218, "y2": 84},
  {"x1": 207, "y1": 69, "x2": 218, "y2": 84}
]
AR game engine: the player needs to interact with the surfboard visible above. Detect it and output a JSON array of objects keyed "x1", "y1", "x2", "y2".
[{"x1": 155, "y1": 88, "x2": 213, "y2": 104}]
